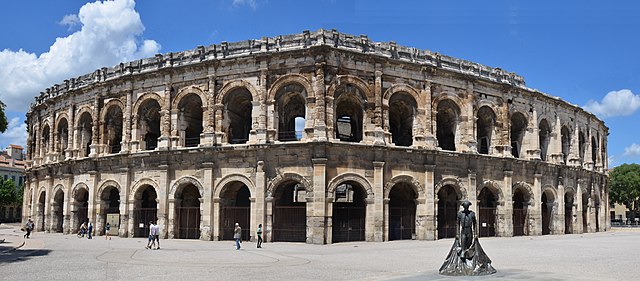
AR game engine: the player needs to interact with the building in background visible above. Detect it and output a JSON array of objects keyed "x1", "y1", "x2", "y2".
[{"x1": 0, "y1": 144, "x2": 26, "y2": 223}]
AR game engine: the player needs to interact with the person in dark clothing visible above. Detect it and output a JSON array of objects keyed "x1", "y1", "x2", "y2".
[
  {"x1": 24, "y1": 218, "x2": 34, "y2": 239},
  {"x1": 256, "y1": 224, "x2": 263, "y2": 248}
]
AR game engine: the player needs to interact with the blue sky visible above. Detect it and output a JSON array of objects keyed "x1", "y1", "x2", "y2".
[{"x1": 1, "y1": 0, "x2": 639, "y2": 166}]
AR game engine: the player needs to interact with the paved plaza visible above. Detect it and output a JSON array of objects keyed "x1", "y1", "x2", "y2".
[{"x1": 1, "y1": 224, "x2": 637, "y2": 281}]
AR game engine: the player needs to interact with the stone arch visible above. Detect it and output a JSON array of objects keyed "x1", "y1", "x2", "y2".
[
  {"x1": 172, "y1": 85, "x2": 208, "y2": 110},
  {"x1": 541, "y1": 185, "x2": 557, "y2": 202},
  {"x1": 74, "y1": 105, "x2": 94, "y2": 127},
  {"x1": 216, "y1": 79, "x2": 260, "y2": 105},
  {"x1": 434, "y1": 177, "x2": 467, "y2": 200},
  {"x1": 478, "y1": 180, "x2": 504, "y2": 203},
  {"x1": 170, "y1": 176, "x2": 205, "y2": 199},
  {"x1": 512, "y1": 181, "x2": 534, "y2": 206},
  {"x1": 213, "y1": 174, "x2": 255, "y2": 199},
  {"x1": 51, "y1": 184, "x2": 65, "y2": 199},
  {"x1": 267, "y1": 74, "x2": 315, "y2": 101},
  {"x1": 383, "y1": 174, "x2": 424, "y2": 199},
  {"x1": 54, "y1": 112, "x2": 70, "y2": 132},
  {"x1": 130, "y1": 178, "x2": 160, "y2": 201},
  {"x1": 327, "y1": 75, "x2": 373, "y2": 100},
  {"x1": 432, "y1": 92, "x2": 464, "y2": 112},
  {"x1": 100, "y1": 99, "x2": 125, "y2": 121},
  {"x1": 72, "y1": 183, "x2": 89, "y2": 199},
  {"x1": 97, "y1": 180, "x2": 121, "y2": 199},
  {"x1": 267, "y1": 172, "x2": 312, "y2": 197},
  {"x1": 132, "y1": 92, "x2": 165, "y2": 117},
  {"x1": 327, "y1": 173, "x2": 374, "y2": 197},
  {"x1": 433, "y1": 97, "x2": 462, "y2": 151},
  {"x1": 383, "y1": 84, "x2": 422, "y2": 106}
]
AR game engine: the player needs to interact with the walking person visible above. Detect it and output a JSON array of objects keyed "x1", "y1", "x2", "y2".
[
  {"x1": 105, "y1": 222, "x2": 111, "y2": 240},
  {"x1": 24, "y1": 218, "x2": 34, "y2": 239},
  {"x1": 146, "y1": 221, "x2": 155, "y2": 249},
  {"x1": 234, "y1": 222, "x2": 242, "y2": 250},
  {"x1": 256, "y1": 223, "x2": 263, "y2": 248},
  {"x1": 152, "y1": 222, "x2": 160, "y2": 250},
  {"x1": 87, "y1": 221, "x2": 93, "y2": 239},
  {"x1": 79, "y1": 222, "x2": 87, "y2": 237}
]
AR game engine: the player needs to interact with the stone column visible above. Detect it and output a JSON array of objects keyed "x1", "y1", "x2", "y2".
[
  {"x1": 556, "y1": 177, "x2": 565, "y2": 235},
  {"x1": 265, "y1": 196, "x2": 274, "y2": 242},
  {"x1": 576, "y1": 179, "x2": 584, "y2": 234},
  {"x1": 256, "y1": 69, "x2": 268, "y2": 144},
  {"x1": 87, "y1": 171, "x2": 98, "y2": 235},
  {"x1": 157, "y1": 164, "x2": 169, "y2": 238},
  {"x1": 158, "y1": 83, "x2": 172, "y2": 150},
  {"x1": 313, "y1": 63, "x2": 327, "y2": 141},
  {"x1": 422, "y1": 81, "x2": 436, "y2": 149},
  {"x1": 527, "y1": 107, "x2": 541, "y2": 160},
  {"x1": 122, "y1": 90, "x2": 133, "y2": 153},
  {"x1": 468, "y1": 172, "x2": 477, "y2": 213},
  {"x1": 373, "y1": 161, "x2": 384, "y2": 241},
  {"x1": 254, "y1": 161, "x2": 266, "y2": 241},
  {"x1": 89, "y1": 96, "x2": 100, "y2": 157},
  {"x1": 423, "y1": 164, "x2": 436, "y2": 240},
  {"x1": 201, "y1": 162, "x2": 214, "y2": 240},
  {"x1": 502, "y1": 170, "x2": 513, "y2": 237},
  {"x1": 120, "y1": 167, "x2": 130, "y2": 237},
  {"x1": 167, "y1": 198, "x2": 178, "y2": 239},
  {"x1": 63, "y1": 176, "x2": 72, "y2": 234},
  {"x1": 383, "y1": 198, "x2": 390, "y2": 241},
  {"x1": 212, "y1": 198, "x2": 221, "y2": 240},
  {"x1": 531, "y1": 173, "x2": 542, "y2": 236},
  {"x1": 309, "y1": 158, "x2": 327, "y2": 244}
]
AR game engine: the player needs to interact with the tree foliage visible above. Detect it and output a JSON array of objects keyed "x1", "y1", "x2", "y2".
[
  {"x1": 0, "y1": 100, "x2": 7, "y2": 133},
  {"x1": 0, "y1": 179, "x2": 17, "y2": 206},
  {"x1": 609, "y1": 163, "x2": 640, "y2": 212}
]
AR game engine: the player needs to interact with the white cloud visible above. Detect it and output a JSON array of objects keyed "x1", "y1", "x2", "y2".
[
  {"x1": 0, "y1": 0, "x2": 160, "y2": 114},
  {"x1": 232, "y1": 0, "x2": 259, "y2": 10},
  {"x1": 623, "y1": 143, "x2": 640, "y2": 156},
  {"x1": 0, "y1": 117, "x2": 28, "y2": 149},
  {"x1": 583, "y1": 89, "x2": 640, "y2": 118},
  {"x1": 59, "y1": 14, "x2": 80, "y2": 29}
]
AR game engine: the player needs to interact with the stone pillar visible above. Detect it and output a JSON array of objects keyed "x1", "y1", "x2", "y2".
[
  {"x1": 502, "y1": 170, "x2": 514, "y2": 237},
  {"x1": 383, "y1": 198, "x2": 390, "y2": 241},
  {"x1": 122, "y1": 90, "x2": 133, "y2": 153},
  {"x1": 157, "y1": 164, "x2": 169, "y2": 238},
  {"x1": 313, "y1": 63, "x2": 327, "y2": 141},
  {"x1": 373, "y1": 161, "x2": 384, "y2": 242},
  {"x1": 423, "y1": 164, "x2": 436, "y2": 240},
  {"x1": 256, "y1": 69, "x2": 268, "y2": 144},
  {"x1": 576, "y1": 179, "x2": 584, "y2": 234},
  {"x1": 63, "y1": 176, "x2": 72, "y2": 234},
  {"x1": 531, "y1": 173, "x2": 542, "y2": 236},
  {"x1": 254, "y1": 161, "x2": 266, "y2": 241},
  {"x1": 201, "y1": 75, "x2": 217, "y2": 146},
  {"x1": 527, "y1": 107, "x2": 541, "y2": 160},
  {"x1": 167, "y1": 198, "x2": 178, "y2": 239},
  {"x1": 212, "y1": 198, "x2": 221, "y2": 240},
  {"x1": 468, "y1": 172, "x2": 477, "y2": 213},
  {"x1": 309, "y1": 158, "x2": 327, "y2": 244},
  {"x1": 120, "y1": 167, "x2": 130, "y2": 237},
  {"x1": 556, "y1": 178, "x2": 565, "y2": 235},
  {"x1": 265, "y1": 196, "x2": 274, "y2": 242},
  {"x1": 43, "y1": 176, "x2": 52, "y2": 232},
  {"x1": 88, "y1": 171, "x2": 98, "y2": 235},
  {"x1": 423, "y1": 81, "x2": 436, "y2": 149},
  {"x1": 158, "y1": 83, "x2": 172, "y2": 150},
  {"x1": 89, "y1": 96, "x2": 100, "y2": 157},
  {"x1": 201, "y1": 162, "x2": 214, "y2": 240}
]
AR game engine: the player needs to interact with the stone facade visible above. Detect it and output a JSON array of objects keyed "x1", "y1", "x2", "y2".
[{"x1": 23, "y1": 29, "x2": 609, "y2": 243}]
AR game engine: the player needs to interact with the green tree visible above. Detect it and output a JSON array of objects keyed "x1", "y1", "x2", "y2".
[
  {"x1": 0, "y1": 179, "x2": 17, "y2": 206},
  {"x1": 0, "y1": 100, "x2": 7, "y2": 133},
  {"x1": 609, "y1": 163, "x2": 640, "y2": 220}
]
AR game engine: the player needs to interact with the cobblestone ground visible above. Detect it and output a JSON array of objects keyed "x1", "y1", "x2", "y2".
[{"x1": 1, "y1": 224, "x2": 638, "y2": 281}]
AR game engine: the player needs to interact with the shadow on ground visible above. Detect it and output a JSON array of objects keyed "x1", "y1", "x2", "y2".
[{"x1": 0, "y1": 248, "x2": 52, "y2": 264}]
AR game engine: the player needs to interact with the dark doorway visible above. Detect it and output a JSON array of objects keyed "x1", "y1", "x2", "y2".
[
  {"x1": 178, "y1": 94, "x2": 203, "y2": 147},
  {"x1": 510, "y1": 112, "x2": 527, "y2": 158},
  {"x1": 37, "y1": 192, "x2": 46, "y2": 231},
  {"x1": 582, "y1": 193, "x2": 589, "y2": 232},
  {"x1": 513, "y1": 188, "x2": 527, "y2": 236},
  {"x1": 437, "y1": 185, "x2": 458, "y2": 239},
  {"x1": 137, "y1": 100, "x2": 161, "y2": 150},
  {"x1": 541, "y1": 192, "x2": 553, "y2": 235},
  {"x1": 388, "y1": 182, "x2": 416, "y2": 240},
  {"x1": 133, "y1": 186, "x2": 158, "y2": 238},
  {"x1": 101, "y1": 186, "x2": 120, "y2": 235},
  {"x1": 75, "y1": 188, "x2": 89, "y2": 232},
  {"x1": 104, "y1": 105, "x2": 123, "y2": 153},
  {"x1": 332, "y1": 182, "x2": 366, "y2": 243},
  {"x1": 273, "y1": 181, "x2": 306, "y2": 242},
  {"x1": 224, "y1": 89, "x2": 253, "y2": 144},
  {"x1": 220, "y1": 182, "x2": 251, "y2": 241},
  {"x1": 476, "y1": 106, "x2": 495, "y2": 155},
  {"x1": 564, "y1": 192, "x2": 573, "y2": 234},
  {"x1": 436, "y1": 100, "x2": 459, "y2": 151},
  {"x1": 175, "y1": 184, "x2": 201, "y2": 239},
  {"x1": 389, "y1": 92, "x2": 416, "y2": 147},
  {"x1": 478, "y1": 187, "x2": 498, "y2": 237},
  {"x1": 53, "y1": 189, "x2": 64, "y2": 233},
  {"x1": 276, "y1": 84, "x2": 306, "y2": 142}
]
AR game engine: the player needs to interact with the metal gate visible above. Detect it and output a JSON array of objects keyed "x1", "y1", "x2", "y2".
[
  {"x1": 273, "y1": 206, "x2": 306, "y2": 242},
  {"x1": 479, "y1": 207, "x2": 496, "y2": 237},
  {"x1": 332, "y1": 205, "x2": 365, "y2": 243},
  {"x1": 133, "y1": 208, "x2": 157, "y2": 237},
  {"x1": 221, "y1": 206, "x2": 250, "y2": 241},
  {"x1": 176, "y1": 207, "x2": 200, "y2": 239},
  {"x1": 389, "y1": 207, "x2": 415, "y2": 240},
  {"x1": 437, "y1": 204, "x2": 457, "y2": 239},
  {"x1": 513, "y1": 208, "x2": 527, "y2": 236}
]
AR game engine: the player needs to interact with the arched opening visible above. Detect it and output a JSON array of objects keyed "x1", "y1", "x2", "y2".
[
  {"x1": 593, "y1": 195, "x2": 600, "y2": 232},
  {"x1": 77, "y1": 112, "x2": 93, "y2": 157},
  {"x1": 582, "y1": 193, "x2": 589, "y2": 232},
  {"x1": 273, "y1": 181, "x2": 307, "y2": 242},
  {"x1": 539, "y1": 119, "x2": 551, "y2": 161},
  {"x1": 56, "y1": 118, "x2": 69, "y2": 153},
  {"x1": 561, "y1": 126, "x2": 571, "y2": 164},
  {"x1": 133, "y1": 185, "x2": 158, "y2": 238},
  {"x1": 512, "y1": 187, "x2": 529, "y2": 236},
  {"x1": 220, "y1": 182, "x2": 251, "y2": 241},
  {"x1": 53, "y1": 189, "x2": 64, "y2": 233},
  {"x1": 104, "y1": 105, "x2": 123, "y2": 153},
  {"x1": 591, "y1": 136, "x2": 598, "y2": 165},
  {"x1": 510, "y1": 112, "x2": 527, "y2": 158},
  {"x1": 476, "y1": 106, "x2": 495, "y2": 155},
  {"x1": 334, "y1": 85, "x2": 364, "y2": 142},
  {"x1": 478, "y1": 187, "x2": 498, "y2": 237},
  {"x1": 137, "y1": 99, "x2": 161, "y2": 150},
  {"x1": 28, "y1": 129, "x2": 36, "y2": 160},
  {"x1": 100, "y1": 186, "x2": 120, "y2": 236},
  {"x1": 74, "y1": 188, "x2": 89, "y2": 232},
  {"x1": 175, "y1": 184, "x2": 201, "y2": 239},
  {"x1": 388, "y1": 182, "x2": 417, "y2": 240},
  {"x1": 178, "y1": 94, "x2": 203, "y2": 147},
  {"x1": 276, "y1": 84, "x2": 306, "y2": 141},
  {"x1": 578, "y1": 131, "x2": 586, "y2": 164},
  {"x1": 42, "y1": 125, "x2": 50, "y2": 156},
  {"x1": 564, "y1": 192, "x2": 574, "y2": 234},
  {"x1": 437, "y1": 184, "x2": 459, "y2": 239},
  {"x1": 436, "y1": 100, "x2": 459, "y2": 151},
  {"x1": 332, "y1": 181, "x2": 366, "y2": 243},
  {"x1": 541, "y1": 190, "x2": 554, "y2": 235},
  {"x1": 389, "y1": 92, "x2": 416, "y2": 147},
  {"x1": 224, "y1": 88, "x2": 252, "y2": 144}
]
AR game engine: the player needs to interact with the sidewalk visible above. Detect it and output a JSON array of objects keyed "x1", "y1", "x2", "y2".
[{"x1": 0, "y1": 223, "x2": 25, "y2": 253}]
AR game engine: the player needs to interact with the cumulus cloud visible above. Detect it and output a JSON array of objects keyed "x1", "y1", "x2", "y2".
[
  {"x1": 0, "y1": 117, "x2": 28, "y2": 149},
  {"x1": 583, "y1": 89, "x2": 640, "y2": 118},
  {"x1": 0, "y1": 0, "x2": 160, "y2": 114},
  {"x1": 232, "y1": 0, "x2": 259, "y2": 10},
  {"x1": 623, "y1": 143, "x2": 640, "y2": 156}
]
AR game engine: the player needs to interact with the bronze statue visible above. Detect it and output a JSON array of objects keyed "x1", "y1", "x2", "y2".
[{"x1": 439, "y1": 200, "x2": 496, "y2": 276}]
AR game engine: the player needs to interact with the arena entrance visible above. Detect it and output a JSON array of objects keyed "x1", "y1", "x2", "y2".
[
  {"x1": 332, "y1": 182, "x2": 366, "y2": 243},
  {"x1": 273, "y1": 181, "x2": 306, "y2": 242},
  {"x1": 220, "y1": 182, "x2": 251, "y2": 241},
  {"x1": 541, "y1": 191, "x2": 554, "y2": 235},
  {"x1": 175, "y1": 184, "x2": 201, "y2": 239},
  {"x1": 437, "y1": 185, "x2": 459, "y2": 239},
  {"x1": 512, "y1": 188, "x2": 528, "y2": 236},
  {"x1": 478, "y1": 187, "x2": 498, "y2": 237},
  {"x1": 100, "y1": 186, "x2": 120, "y2": 235},
  {"x1": 37, "y1": 191, "x2": 46, "y2": 231},
  {"x1": 53, "y1": 189, "x2": 64, "y2": 233},
  {"x1": 564, "y1": 192, "x2": 574, "y2": 234},
  {"x1": 74, "y1": 188, "x2": 89, "y2": 232},
  {"x1": 388, "y1": 182, "x2": 416, "y2": 241},
  {"x1": 133, "y1": 185, "x2": 158, "y2": 238}
]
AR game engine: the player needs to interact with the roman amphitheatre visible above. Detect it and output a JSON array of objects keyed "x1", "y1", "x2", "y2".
[{"x1": 22, "y1": 29, "x2": 608, "y2": 244}]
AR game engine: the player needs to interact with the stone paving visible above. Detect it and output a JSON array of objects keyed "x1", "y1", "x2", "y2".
[{"x1": 0, "y1": 223, "x2": 637, "y2": 281}]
